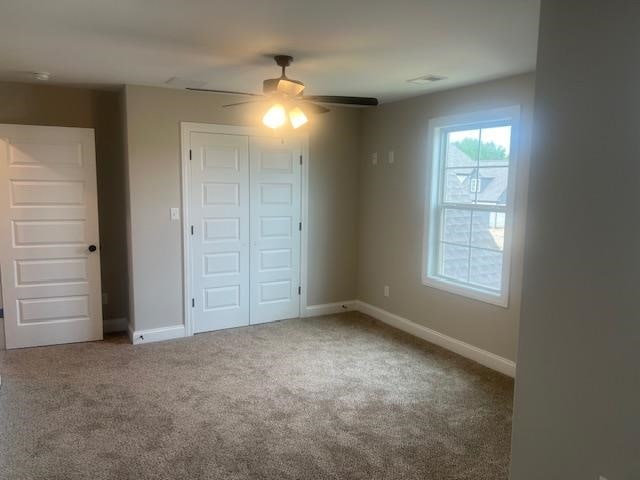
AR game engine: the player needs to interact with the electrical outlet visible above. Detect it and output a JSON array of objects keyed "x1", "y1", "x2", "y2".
[
  {"x1": 170, "y1": 207, "x2": 180, "y2": 221},
  {"x1": 102, "y1": 292, "x2": 108, "y2": 305},
  {"x1": 384, "y1": 285, "x2": 390, "y2": 297},
  {"x1": 371, "y1": 152, "x2": 378, "y2": 165},
  {"x1": 599, "y1": 476, "x2": 609, "y2": 480}
]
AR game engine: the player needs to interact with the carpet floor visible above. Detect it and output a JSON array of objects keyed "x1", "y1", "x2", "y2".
[{"x1": 0, "y1": 312, "x2": 514, "y2": 480}]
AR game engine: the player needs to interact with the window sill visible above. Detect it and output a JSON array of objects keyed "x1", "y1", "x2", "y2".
[{"x1": 422, "y1": 275, "x2": 509, "y2": 308}]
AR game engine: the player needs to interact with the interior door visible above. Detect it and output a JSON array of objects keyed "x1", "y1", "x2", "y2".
[
  {"x1": 0, "y1": 124, "x2": 103, "y2": 349},
  {"x1": 190, "y1": 132, "x2": 250, "y2": 332},
  {"x1": 249, "y1": 136, "x2": 302, "y2": 324}
]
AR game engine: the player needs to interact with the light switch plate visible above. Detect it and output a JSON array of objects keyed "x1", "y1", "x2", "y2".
[
  {"x1": 170, "y1": 208, "x2": 180, "y2": 221},
  {"x1": 388, "y1": 150, "x2": 395, "y2": 164}
]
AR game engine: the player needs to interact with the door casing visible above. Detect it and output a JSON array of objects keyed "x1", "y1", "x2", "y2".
[{"x1": 180, "y1": 122, "x2": 310, "y2": 336}]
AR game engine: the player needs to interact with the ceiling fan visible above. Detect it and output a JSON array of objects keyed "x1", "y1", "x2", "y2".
[{"x1": 187, "y1": 55, "x2": 379, "y2": 129}]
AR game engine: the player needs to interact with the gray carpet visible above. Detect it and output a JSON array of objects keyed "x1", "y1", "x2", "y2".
[{"x1": 0, "y1": 312, "x2": 513, "y2": 480}]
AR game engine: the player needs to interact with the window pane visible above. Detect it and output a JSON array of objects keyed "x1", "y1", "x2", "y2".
[
  {"x1": 479, "y1": 126, "x2": 511, "y2": 166},
  {"x1": 442, "y1": 208, "x2": 471, "y2": 245},
  {"x1": 471, "y1": 211, "x2": 505, "y2": 251},
  {"x1": 441, "y1": 243, "x2": 469, "y2": 282},
  {"x1": 469, "y1": 248, "x2": 503, "y2": 291},
  {"x1": 443, "y1": 167, "x2": 477, "y2": 204},
  {"x1": 446, "y1": 129, "x2": 479, "y2": 167},
  {"x1": 475, "y1": 167, "x2": 509, "y2": 205}
]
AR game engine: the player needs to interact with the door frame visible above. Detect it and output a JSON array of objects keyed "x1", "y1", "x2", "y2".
[{"x1": 180, "y1": 122, "x2": 309, "y2": 336}]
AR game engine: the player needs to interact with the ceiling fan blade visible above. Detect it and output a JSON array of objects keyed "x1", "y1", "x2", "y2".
[
  {"x1": 277, "y1": 78, "x2": 305, "y2": 97},
  {"x1": 222, "y1": 99, "x2": 268, "y2": 108},
  {"x1": 186, "y1": 88, "x2": 263, "y2": 97},
  {"x1": 302, "y1": 95, "x2": 379, "y2": 106},
  {"x1": 299, "y1": 101, "x2": 330, "y2": 114}
]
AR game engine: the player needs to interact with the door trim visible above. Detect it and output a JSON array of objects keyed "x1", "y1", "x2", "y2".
[{"x1": 180, "y1": 122, "x2": 309, "y2": 337}]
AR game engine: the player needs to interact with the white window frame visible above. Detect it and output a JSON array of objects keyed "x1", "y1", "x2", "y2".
[{"x1": 422, "y1": 106, "x2": 520, "y2": 307}]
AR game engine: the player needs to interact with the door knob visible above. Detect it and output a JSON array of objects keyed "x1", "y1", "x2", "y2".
[{"x1": 88, "y1": 244, "x2": 97, "y2": 252}]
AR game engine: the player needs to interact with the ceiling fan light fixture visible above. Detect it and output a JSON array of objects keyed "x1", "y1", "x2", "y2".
[
  {"x1": 262, "y1": 103, "x2": 286, "y2": 129},
  {"x1": 208, "y1": 55, "x2": 378, "y2": 128},
  {"x1": 288, "y1": 106, "x2": 308, "y2": 129}
]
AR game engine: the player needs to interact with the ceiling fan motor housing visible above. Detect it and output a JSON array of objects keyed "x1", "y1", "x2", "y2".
[{"x1": 263, "y1": 77, "x2": 305, "y2": 95}]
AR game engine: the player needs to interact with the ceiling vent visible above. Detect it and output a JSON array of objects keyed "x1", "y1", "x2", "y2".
[
  {"x1": 33, "y1": 72, "x2": 51, "y2": 81},
  {"x1": 407, "y1": 74, "x2": 447, "y2": 85}
]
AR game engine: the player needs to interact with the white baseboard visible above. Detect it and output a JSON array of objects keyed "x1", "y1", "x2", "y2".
[
  {"x1": 354, "y1": 301, "x2": 516, "y2": 377},
  {"x1": 103, "y1": 317, "x2": 128, "y2": 333},
  {"x1": 121, "y1": 300, "x2": 515, "y2": 378},
  {"x1": 129, "y1": 324, "x2": 185, "y2": 345},
  {"x1": 301, "y1": 300, "x2": 356, "y2": 318}
]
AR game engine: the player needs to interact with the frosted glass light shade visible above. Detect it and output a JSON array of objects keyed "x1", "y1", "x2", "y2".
[
  {"x1": 288, "y1": 107, "x2": 308, "y2": 129},
  {"x1": 262, "y1": 104, "x2": 286, "y2": 129}
]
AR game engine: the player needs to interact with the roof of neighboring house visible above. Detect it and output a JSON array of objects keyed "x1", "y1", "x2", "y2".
[{"x1": 445, "y1": 144, "x2": 508, "y2": 206}]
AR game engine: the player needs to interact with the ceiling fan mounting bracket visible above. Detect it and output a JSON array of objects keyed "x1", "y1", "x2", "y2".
[{"x1": 274, "y1": 55, "x2": 293, "y2": 68}]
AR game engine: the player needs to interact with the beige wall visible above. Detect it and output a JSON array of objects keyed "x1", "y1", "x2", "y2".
[
  {"x1": 357, "y1": 73, "x2": 535, "y2": 361},
  {"x1": 0, "y1": 82, "x2": 129, "y2": 348},
  {"x1": 124, "y1": 85, "x2": 361, "y2": 332},
  {"x1": 1, "y1": 77, "x2": 533, "y2": 364},
  {"x1": 511, "y1": 2, "x2": 639, "y2": 478}
]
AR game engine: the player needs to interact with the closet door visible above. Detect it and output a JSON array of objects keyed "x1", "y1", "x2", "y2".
[
  {"x1": 190, "y1": 132, "x2": 250, "y2": 333},
  {"x1": 249, "y1": 136, "x2": 302, "y2": 324}
]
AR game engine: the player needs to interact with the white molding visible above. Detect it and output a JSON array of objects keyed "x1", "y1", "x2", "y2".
[
  {"x1": 299, "y1": 135, "x2": 310, "y2": 317},
  {"x1": 103, "y1": 317, "x2": 128, "y2": 333},
  {"x1": 301, "y1": 300, "x2": 356, "y2": 318},
  {"x1": 129, "y1": 324, "x2": 185, "y2": 345},
  {"x1": 421, "y1": 275, "x2": 508, "y2": 307},
  {"x1": 180, "y1": 123, "x2": 193, "y2": 337},
  {"x1": 422, "y1": 106, "x2": 522, "y2": 309},
  {"x1": 121, "y1": 299, "x2": 516, "y2": 379},
  {"x1": 180, "y1": 122, "x2": 310, "y2": 335},
  {"x1": 354, "y1": 301, "x2": 516, "y2": 377}
]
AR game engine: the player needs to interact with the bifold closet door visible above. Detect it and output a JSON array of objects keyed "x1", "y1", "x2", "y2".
[
  {"x1": 190, "y1": 132, "x2": 250, "y2": 333},
  {"x1": 249, "y1": 136, "x2": 302, "y2": 324}
]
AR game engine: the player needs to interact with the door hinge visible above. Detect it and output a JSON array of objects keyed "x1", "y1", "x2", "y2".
[
  {"x1": 189, "y1": 149, "x2": 192, "y2": 160},
  {"x1": 298, "y1": 222, "x2": 302, "y2": 231},
  {"x1": 298, "y1": 286, "x2": 301, "y2": 295},
  {"x1": 191, "y1": 225, "x2": 194, "y2": 235},
  {"x1": 192, "y1": 298, "x2": 195, "y2": 308},
  {"x1": 299, "y1": 155, "x2": 302, "y2": 165}
]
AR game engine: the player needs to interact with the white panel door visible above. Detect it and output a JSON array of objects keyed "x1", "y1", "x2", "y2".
[
  {"x1": 249, "y1": 136, "x2": 302, "y2": 324},
  {"x1": 190, "y1": 132, "x2": 250, "y2": 332},
  {"x1": 0, "y1": 124, "x2": 103, "y2": 349}
]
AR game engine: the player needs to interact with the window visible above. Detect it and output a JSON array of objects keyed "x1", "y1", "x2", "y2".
[{"x1": 423, "y1": 107, "x2": 519, "y2": 307}]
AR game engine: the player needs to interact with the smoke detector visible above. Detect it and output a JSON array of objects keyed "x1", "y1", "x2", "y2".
[
  {"x1": 33, "y1": 72, "x2": 51, "y2": 81},
  {"x1": 407, "y1": 74, "x2": 447, "y2": 85}
]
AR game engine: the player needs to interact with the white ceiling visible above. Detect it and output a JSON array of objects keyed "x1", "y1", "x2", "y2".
[{"x1": 0, "y1": 0, "x2": 540, "y2": 102}]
